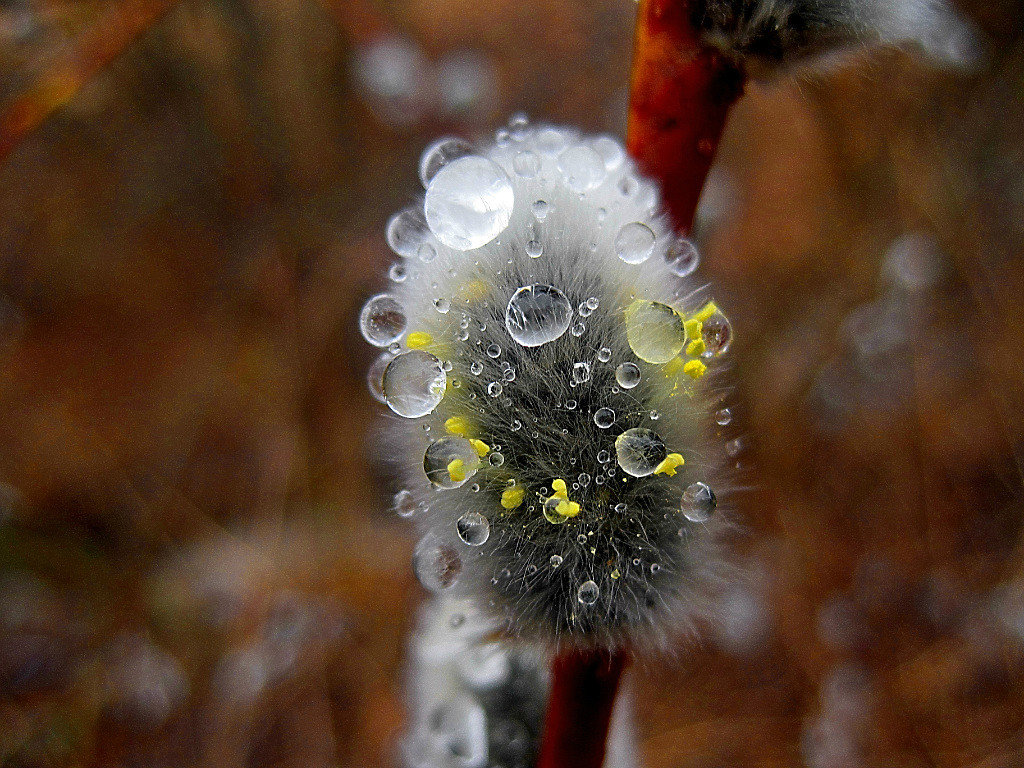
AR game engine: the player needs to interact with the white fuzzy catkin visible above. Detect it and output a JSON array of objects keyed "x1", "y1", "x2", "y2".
[
  {"x1": 691, "y1": 0, "x2": 982, "y2": 73},
  {"x1": 363, "y1": 119, "x2": 734, "y2": 652}
]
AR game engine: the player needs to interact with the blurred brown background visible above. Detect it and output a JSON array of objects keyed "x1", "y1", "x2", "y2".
[{"x1": 0, "y1": 1, "x2": 1022, "y2": 766}]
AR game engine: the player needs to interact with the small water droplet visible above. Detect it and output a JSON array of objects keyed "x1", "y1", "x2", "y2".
[
  {"x1": 716, "y1": 408, "x2": 732, "y2": 426},
  {"x1": 513, "y1": 150, "x2": 541, "y2": 177},
  {"x1": 614, "y1": 503, "x2": 627, "y2": 514},
  {"x1": 424, "y1": 437, "x2": 481, "y2": 488},
  {"x1": 557, "y1": 145, "x2": 606, "y2": 192},
  {"x1": 434, "y1": 297, "x2": 451, "y2": 313},
  {"x1": 615, "y1": 362, "x2": 641, "y2": 389},
  {"x1": 597, "y1": 450, "x2": 610, "y2": 463},
  {"x1": 488, "y1": 451, "x2": 504, "y2": 466},
  {"x1": 526, "y1": 239, "x2": 543, "y2": 258},
  {"x1": 590, "y1": 135, "x2": 625, "y2": 171},
  {"x1": 470, "y1": 361, "x2": 483, "y2": 375},
  {"x1": 487, "y1": 382, "x2": 503, "y2": 397},
  {"x1": 665, "y1": 237, "x2": 700, "y2": 277},
  {"x1": 456, "y1": 512, "x2": 490, "y2": 546},
  {"x1": 570, "y1": 321, "x2": 585, "y2": 337},
  {"x1": 701, "y1": 311, "x2": 733, "y2": 357},
  {"x1": 389, "y1": 263, "x2": 407, "y2": 282},
  {"x1": 386, "y1": 207, "x2": 429, "y2": 258},
  {"x1": 532, "y1": 200, "x2": 549, "y2": 221},
  {"x1": 577, "y1": 580, "x2": 600, "y2": 606},
  {"x1": 486, "y1": 343, "x2": 502, "y2": 358},
  {"x1": 413, "y1": 535, "x2": 462, "y2": 593},
  {"x1": 681, "y1": 482, "x2": 716, "y2": 522},
  {"x1": 393, "y1": 489, "x2": 417, "y2": 518},
  {"x1": 615, "y1": 222, "x2": 656, "y2": 264},
  {"x1": 550, "y1": 554, "x2": 563, "y2": 568},
  {"x1": 573, "y1": 362, "x2": 592, "y2": 384},
  {"x1": 593, "y1": 407, "x2": 615, "y2": 428},
  {"x1": 597, "y1": 346, "x2": 612, "y2": 363}
]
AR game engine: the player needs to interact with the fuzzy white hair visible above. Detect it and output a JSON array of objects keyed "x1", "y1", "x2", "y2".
[{"x1": 362, "y1": 120, "x2": 737, "y2": 653}]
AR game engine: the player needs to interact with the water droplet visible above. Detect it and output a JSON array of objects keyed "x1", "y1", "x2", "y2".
[
  {"x1": 419, "y1": 137, "x2": 472, "y2": 187},
  {"x1": 383, "y1": 350, "x2": 446, "y2": 417},
  {"x1": 725, "y1": 437, "x2": 744, "y2": 458},
  {"x1": 550, "y1": 554, "x2": 563, "y2": 568},
  {"x1": 593, "y1": 407, "x2": 615, "y2": 428},
  {"x1": 502, "y1": 366, "x2": 516, "y2": 382},
  {"x1": 615, "y1": 362, "x2": 641, "y2": 389},
  {"x1": 424, "y1": 156, "x2": 514, "y2": 250},
  {"x1": 558, "y1": 145, "x2": 606, "y2": 192},
  {"x1": 681, "y1": 482, "x2": 716, "y2": 522},
  {"x1": 597, "y1": 347, "x2": 612, "y2": 363},
  {"x1": 513, "y1": 149, "x2": 541, "y2": 177},
  {"x1": 570, "y1": 321, "x2": 585, "y2": 337},
  {"x1": 625, "y1": 300, "x2": 686, "y2": 363},
  {"x1": 590, "y1": 135, "x2": 625, "y2": 170},
  {"x1": 650, "y1": 563, "x2": 662, "y2": 574},
  {"x1": 367, "y1": 352, "x2": 393, "y2": 403},
  {"x1": 578, "y1": 473, "x2": 591, "y2": 487},
  {"x1": 536, "y1": 128, "x2": 567, "y2": 155},
  {"x1": 389, "y1": 263, "x2": 407, "y2": 282},
  {"x1": 393, "y1": 489, "x2": 417, "y2": 517},
  {"x1": 614, "y1": 503, "x2": 627, "y2": 514},
  {"x1": 615, "y1": 222, "x2": 656, "y2": 264},
  {"x1": 456, "y1": 512, "x2": 490, "y2": 546},
  {"x1": 615, "y1": 428, "x2": 667, "y2": 477},
  {"x1": 418, "y1": 242, "x2": 437, "y2": 262},
  {"x1": 525, "y1": 564, "x2": 538, "y2": 576},
  {"x1": 542, "y1": 497, "x2": 570, "y2": 524},
  {"x1": 487, "y1": 382, "x2": 502, "y2": 397},
  {"x1": 434, "y1": 297, "x2": 451, "y2": 314},
  {"x1": 716, "y1": 408, "x2": 732, "y2": 426},
  {"x1": 505, "y1": 284, "x2": 573, "y2": 347},
  {"x1": 360, "y1": 294, "x2": 407, "y2": 347},
  {"x1": 577, "y1": 580, "x2": 599, "y2": 606},
  {"x1": 597, "y1": 450, "x2": 610, "y2": 463},
  {"x1": 573, "y1": 362, "x2": 592, "y2": 384},
  {"x1": 526, "y1": 239, "x2": 543, "y2": 258},
  {"x1": 649, "y1": 410, "x2": 660, "y2": 420},
  {"x1": 413, "y1": 535, "x2": 462, "y2": 592},
  {"x1": 489, "y1": 451, "x2": 504, "y2": 466},
  {"x1": 424, "y1": 437, "x2": 481, "y2": 488},
  {"x1": 386, "y1": 207, "x2": 429, "y2": 258},
  {"x1": 532, "y1": 199, "x2": 549, "y2": 221},
  {"x1": 666, "y1": 237, "x2": 700, "y2": 277},
  {"x1": 486, "y1": 343, "x2": 501, "y2": 358},
  {"x1": 470, "y1": 361, "x2": 483, "y2": 375},
  {"x1": 585, "y1": 297, "x2": 599, "y2": 312},
  {"x1": 701, "y1": 311, "x2": 733, "y2": 356},
  {"x1": 578, "y1": 301, "x2": 593, "y2": 318}
]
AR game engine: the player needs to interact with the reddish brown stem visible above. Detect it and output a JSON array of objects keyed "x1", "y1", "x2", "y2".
[
  {"x1": 626, "y1": 0, "x2": 746, "y2": 234},
  {"x1": 536, "y1": 648, "x2": 629, "y2": 768}
]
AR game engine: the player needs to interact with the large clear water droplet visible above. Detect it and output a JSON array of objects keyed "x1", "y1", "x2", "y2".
[
  {"x1": 615, "y1": 362, "x2": 641, "y2": 389},
  {"x1": 419, "y1": 136, "x2": 472, "y2": 187},
  {"x1": 412, "y1": 534, "x2": 462, "y2": 592},
  {"x1": 701, "y1": 310, "x2": 733, "y2": 357},
  {"x1": 558, "y1": 145, "x2": 606, "y2": 192},
  {"x1": 456, "y1": 512, "x2": 490, "y2": 545},
  {"x1": 625, "y1": 300, "x2": 686, "y2": 363},
  {"x1": 615, "y1": 428, "x2": 667, "y2": 477},
  {"x1": 665, "y1": 237, "x2": 700, "y2": 277},
  {"x1": 386, "y1": 206, "x2": 429, "y2": 258},
  {"x1": 577, "y1": 580, "x2": 600, "y2": 606},
  {"x1": 424, "y1": 437, "x2": 481, "y2": 488},
  {"x1": 360, "y1": 294, "x2": 407, "y2": 347},
  {"x1": 681, "y1": 481, "x2": 716, "y2": 522},
  {"x1": 505, "y1": 284, "x2": 573, "y2": 347},
  {"x1": 382, "y1": 350, "x2": 446, "y2": 418},
  {"x1": 615, "y1": 222, "x2": 656, "y2": 264},
  {"x1": 424, "y1": 156, "x2": 514, "y2": 250}
]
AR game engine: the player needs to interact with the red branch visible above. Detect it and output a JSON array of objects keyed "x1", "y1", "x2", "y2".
[
  {"x1": 626, "y1": 0, "x2": 746, "y2": 234},
  {"x1": 536, "y1": 648, "x2": 629, "y2": 768}
]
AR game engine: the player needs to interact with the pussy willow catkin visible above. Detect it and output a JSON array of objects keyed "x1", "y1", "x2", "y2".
[{"x1": 362, "y1": 119, "x2": 734, "y2": 652}]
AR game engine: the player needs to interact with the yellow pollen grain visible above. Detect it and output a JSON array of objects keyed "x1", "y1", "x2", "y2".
[
  {"x1": 654, "y1": 453, "x2": 685, "y2": 476},
  {"x1": 470, "y1": 439, "x2": 490, "y2": 457},
  {"x1": 447, "y1": 458, "x2": 466, "y2": 482},
  {"x1": 406, "y1": 331, "x2": 433, "y2": 349},
  {"x1": 663, "y1": 356, "x2": 684, "y2": 376},
  {"x1": 683, "y1": 359, "x2": 707, "y2": 379},
  {"x1": 684, "y1": 318, "x2": 702, "y2": 340},
  {"x1": 457, "y1": 280, "x2": 490, "y2": 302},
  {"x1": 693, "y1": 301, "x2": 719, "y2": 322},
  {"x1": 551, "y1": 479, "x2": 568, "y2": 498},
  {"x1": 445, "y1": 416, "x2": 473, "y2": 437},
  {"x1": 686, "y1": 338, "x2": 706, "y2": 357},
  {"x1": 501, "y1": 485, "x2": 525, "y2": 509},
  {"x1": 556, "y1": 499, "x2": 581, "y2": 518}
]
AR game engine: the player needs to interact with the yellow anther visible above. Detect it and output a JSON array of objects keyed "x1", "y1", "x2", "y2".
[
  {"x1": 557, "y1": 500, "x2": 581, "y2": 518},
  {"x1": 683, "y1": 359, "x2": 707, "y2": 379},
  {"x1": 686, "y1": 338, "x2": 706, "y2": 357},
  {"x1": 654, "y1": 453, "x2": 685, "y2": 476},
  {"x1": 551, "y1": 479, "x2": 568, "y2": 498},
  {"x1": 406, "y1": 331, "x2": 433, "y2": 349},
  {"x1": 445, "y1": 416, "x2": 473, "y2": 437},
  {"x1": 693, "y1": 301, "x2": 719, "y2": 323},
  {"x1": 447, "y1": 459, "x2": 466, "y2": 483},
  {"x1": 611, "y1": 568, "x2": 621, "y2": 580},
  {"x1": 501, "y1": 485, "x2": 525, "y2": 510},
  {"x1": 470, "y1": 439, "x2": 490, "y2": 457},
  {"x1": 457, "y1": 280, "x2": 490, "y2": 302},
  {"x1": 684, "y1": 318, "x2": 702, "y2": 340}
]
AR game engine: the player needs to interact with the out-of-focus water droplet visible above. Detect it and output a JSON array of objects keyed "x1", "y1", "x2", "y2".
[
  {"x1": 578, "y1": 473, "x2": 591, "y2": 487},
  {"x1": 505, "y1": 284, "x2": 572, "y2": 347},
  {"x1": 456, "y1": 512, "x2": 490, "y2": 545},
  {"x1": 393, "y1": 489, "x2": 417, "y2": 518},
  {"x1": 550, "y1": 555, "x2": 563, "y2": 568},
  {"x1": 716, "y1": 408, "x2": 732, "y2": 426},
  {"x1": 417, "y1": 242, "x2": 437, "y2": 262},
  {"x1": 532, "y1": 199, "x2": 549, "y2": 221},
  {"x1": 419, "y1": 137, "x2": 472, "y2": 187},
  {"x1": 725, "y1": 437, "x2": 744, "y2": 458},
  {"x1": 526, "y1": 239, "x2": 543, "y2": 258},
  {"x1": 701, "y1": 311, "x2": 733, "y2": 357},
  {"x1": 425, "y1": 156, "x2": 514, "y2": 250},
  {"x1": 615, "y1": 362, "x2": 641, "y2": 389},
  {"x1": 650, "y1": 563, "x2": 662, "y2": 574},
  {"x1": 625, "y1": 300, "x2": 685, "y2": 363},
  {"x1": 593, "y1": 407, "x2": 615, "y2": 428},
  {"x1": 615, "y1": 222, "x2": 656, "y2": 264},
  {"x1": 614, "y1": 502, "x2": 627, "y2": 514},
  {"x1": 383, "y1": 350, "x2": 446, "y2": 417},
  {"x1": 424, "y1": 437, "x2": 481, "y2": 488},
  {"x1": 367, "y1": 352, "x2": 393, "y2": 403},
  {"x1": 577, "y1": 580, "x2": 599, "y2": 606},
  {"x1": 591, "y1": 135, "x2": 625, "y2": 170},
  {"x1": 502, "y1": 366, "x2": 516, "y2": 382},
  {"x1": 615, "y1": 428, "x2": 667, "y2": 477},
  {"x1": 413, "y1": 534, "x2": 462, "y2": 592},
  {"x1": 389, "y1": 263, "x2": 407, "y2": 282},
  {"x1": 427, "y1": 694, "x2": 487, "y2": 767},
  {"x1": 542, "y1": 497, "x2": 570, "y2": 524},
  {"x1": 360, "y1": 294, "x2": 407, "y2": 347},
  {"x1": 681, "y1": 481, "x2": 716, "y2": 522},
  {"x1": 536, "y1": 128, "x2": 567, "y2": 155},
  {"x1": 665, "y1": 237, "x2": 700, "y2": 277},
  {"x1": 558, "y1": 145, "x2": 606, "y2": 192},
  {"x1": 513, "y1": 150, "x2": 541, "y2": 177},
  {"x1": 572, "y1": 361, "x2": 591, "y2": 384},
  {"x1": 387, "y1": 207, "x2": 429, "y2": 258}
]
